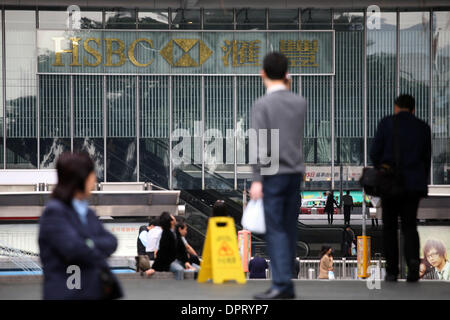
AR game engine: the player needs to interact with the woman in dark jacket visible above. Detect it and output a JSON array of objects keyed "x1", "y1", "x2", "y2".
[
  {"x1": 324, "y1": 191, "x2": 339, "y2": 225},
  {"x1": 145, "y1": 212, "x2": 197, "y2": 279},
  {"x1": 38, "y1": 152, "x2": 121, "y2": 300}
]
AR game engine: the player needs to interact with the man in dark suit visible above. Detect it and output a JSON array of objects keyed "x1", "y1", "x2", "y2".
[
  {"x1": 370, "y1": 94, "x2": 431, "y2": 282},
  {"x1": 248, "y1": 255, "x2": 269, "y2": 279}
]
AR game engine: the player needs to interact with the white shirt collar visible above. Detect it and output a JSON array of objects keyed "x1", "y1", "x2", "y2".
[{"x1": 266, "y1": 84, "x2": 287, "y2": 95}]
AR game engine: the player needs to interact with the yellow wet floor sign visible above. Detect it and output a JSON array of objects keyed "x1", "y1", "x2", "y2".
[{"x1": 197, "y1": 216, "x2": 246, "y2": 284}]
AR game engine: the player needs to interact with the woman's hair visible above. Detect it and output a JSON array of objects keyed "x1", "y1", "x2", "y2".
[
  {"x1": 52, "y1": 152, "x2": 95, "y2": 205},
  {"x1": 423, "y1": 239, "x2": 447, "y2": 261},
  {"x1": 320, "y1": 245, "x2": 332, "y2": 258},
  {"x1": 159, "y1": 211, "x2": 173, "y2": 231},
  {"x1": 212, "y1": 200, "x2": 228, "y2": 217},
  {"x1": 176, "y1": 221, "x2": 187, "y2": 232}
]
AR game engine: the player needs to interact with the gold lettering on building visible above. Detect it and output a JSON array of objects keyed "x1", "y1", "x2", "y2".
[
  {"x1": 280, "y1": 40, "x2": 319, "y2": 67},
  {"x1": 221, "y1": 40, "x2": 260, "y2": 67},
  {"x1": 104, "y1": 38, "x2": 126, "y2": 67},
  {"x1": 83, "y1": 38, "x2": 102, "y2": 67},
  {"x1": 52, "y1": 37, "x2": 82, "y2": 67},
  {"x1": 128, "y1": 38, "x2": 154, "y2": 67}
]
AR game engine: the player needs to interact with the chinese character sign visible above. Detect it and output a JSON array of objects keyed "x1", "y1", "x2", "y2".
[{"x1": 38, "y1": 30, "x2": 334, "y2": 75}]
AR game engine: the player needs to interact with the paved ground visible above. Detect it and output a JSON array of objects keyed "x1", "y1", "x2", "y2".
[{"x1": 0, "y1": 277, "x2": 448, "y2": 300}]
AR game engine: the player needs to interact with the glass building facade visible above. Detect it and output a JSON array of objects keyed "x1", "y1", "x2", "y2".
[{"x1": 1, "y1": 7, "x2": 449, "y2": 191}]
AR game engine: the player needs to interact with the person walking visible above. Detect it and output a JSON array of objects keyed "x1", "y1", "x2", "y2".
[
  {"x1": 341, "y1": 191, "x2": 354, "y2": 225},
  {"x1": 38, "y1": 152, "x2": 121, "y2": 300},
  {"x1": 249, "y1": 52, "x2": 306, "y2": 300},
  {"x1": 318, "y1": 246, "x2": 334, "y2": 279},
  {"x1": 324, "y1": 191, "x2": 338, "y2": 225},
  {"x1": 370, "y1": 94, "x2": 432, "y2": 282},
  {"x1": 342, "y1": 225, "x2": 357, "y2": 257}
]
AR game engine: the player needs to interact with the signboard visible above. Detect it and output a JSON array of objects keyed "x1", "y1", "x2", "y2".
[{"x1": 37, "y1": 30, "x2": 334, "y2": 75}]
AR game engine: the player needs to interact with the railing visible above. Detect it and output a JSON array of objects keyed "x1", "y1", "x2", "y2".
[
  {"x1": 0, "y1": 241, "x2": 42, "y2": 274},
  {"x1": 259, "y1": 258, "x2": 386, "y2": 280}
]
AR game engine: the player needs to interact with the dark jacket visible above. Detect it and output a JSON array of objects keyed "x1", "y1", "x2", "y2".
[
  {"x1": 176, "y1": 232, "x2": 189, "y2": 265},
  {"x1": 151, "y1": 229, "x2": 177, "y2": 271},
  {"x1": 325, "y1": 194, "x2": 338, "y2": 213},
  {"x1": 248, "y1": 256, "x2": 268, "y2": 279},
  {"x1": 370, "y1": 112, "x2": 431, "y2": 196},
  {"x1": 38, "y1": 199, "x2": 119, "y2": 300}
]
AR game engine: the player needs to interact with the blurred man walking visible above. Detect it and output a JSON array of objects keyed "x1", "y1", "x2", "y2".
[{"x1": 250, "y1": 52, "x2": 306, "y2": 299}]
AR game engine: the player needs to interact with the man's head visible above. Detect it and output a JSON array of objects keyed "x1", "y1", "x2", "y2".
[
  {"x1": 260, "y1": 52, "x2": 288, "y2": 87},
  {"x1": 394, "y1": 94, "x2": 415, "y2": 114},
  {"x1": 346, "y1": 190, "x2": 350, "y2": 195},
  {"x1": 147, "y1": 217, "x2": 157, "y2": 229},
  {"x1": 159, "y1": 211, "x2": 176, "y2": 231},
  {"x1": 424, "y1": 239, "x2": 447, "y2": 269}
]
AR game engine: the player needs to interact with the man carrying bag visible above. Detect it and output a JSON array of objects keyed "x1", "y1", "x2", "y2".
[{"x1": 368, "y1": 94, "x2": 431, "y2": 282}]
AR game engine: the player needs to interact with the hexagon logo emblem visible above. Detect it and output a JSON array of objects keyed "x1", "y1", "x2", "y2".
[{"x1": 160, "y1": 39, "x2": 213, "y2": 67}]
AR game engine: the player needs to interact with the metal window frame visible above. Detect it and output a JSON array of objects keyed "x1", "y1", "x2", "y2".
[{"x1": 2, "y1": 9, "x2": 5, "y2": 169}]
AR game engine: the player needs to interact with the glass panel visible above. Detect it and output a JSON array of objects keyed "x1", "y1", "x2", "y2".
[
  {"x1": 139, "y1": 76, "x2": 170, "y2": 188},
  {"x1": 172, "y1": 76, "x2": 201, "y2": 190},
  {"x1": 301, "y1": 9, "x2": 332, "y2": 30},
  {"x1": 39, "y1": 75, "x2": 71, "y2": 168},
  {"x1": 0, "y1": 11, "x2": 3, "y2": 168},
  {"x1": 74, "y1": 138, "x2": 104, "y2": 181},
  {"x1": 236, "y1": 9, "x2": 266, "y2": 30},
  {"x1": 5, "y1": 11, "x2": 37, "y2": 169},
  {"x1": 171, "y1": 9, "x2": 201, "y2": 30},
  {"x1": 236, "y1": 76, "x2": 265, "y2": 191},
  {"x1": 204, "y1": 9, "x2": 234, "y2": 30},
  {"x1": 302, "y1": 76, "x2": 332, "y2": 191},
  {"x1": 269, "y1": 9, "x2": 299, "y2": 30},
  {"x1": 105, "y1": 10, "x2": 136, "y2": 29},
  {"x1": 432, "y1": 12, "x2": 450, "y2": 184},
  {"x1": 333, "y1": 12, "x2": 364, "y2": 191},
  {"x1": 39, "y1": 10, "x2": 102, "y2": 29},
  {"x1": 106, "y1": 76, "x2": 137, "y2": 182},
  {"x1": 399, "y1": 12, "x2": 430, "y2": 123},
  {"x1": 138, "y1": 10, "x2": 170, "y2": 29},
  {"x1": 204, "y1": 76, "x2": 234, "y2": 190},
  {"x1": 73, "y1": 75, "x2": 104, "y2": 181},
  {"x1": 367, "y1": 12, "x2": 397, "y2": 165}
]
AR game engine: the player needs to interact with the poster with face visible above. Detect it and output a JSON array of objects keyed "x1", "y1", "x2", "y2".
[{"x1": 418, "y1": 226, "x2": 450, "y2": 280}]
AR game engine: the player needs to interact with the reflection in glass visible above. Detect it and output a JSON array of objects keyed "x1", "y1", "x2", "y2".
[
  {"x1": 399, "y1": 12, "x2": 430, "y2": 123},
  {"x1": 303, "y1": 76, "x2": 331, "y2": 191},
  {"x1": 172, "y1": 76, "x2": 201, "y2": 189},
  {"x1": 269, "y1": 9, "x2": 299, "y2": 30},
  {"x1": 204, "y1": 76, "x2": 234, "y2": 190},
  {"x1": 107, "y1": 138, "x2": 137, "y2": 182},
  {"x1": 301, "y1": 9, "x2": 332, "y2": 30},
  {"x1": 40, "y1": 138, "x2": 70, "y2": 168},
  {"x1": 367, "y1": 12, "x2": 397, "y2": 165},
  {"x1": 5, "y1": 138, "x2": 37, "y2": 169},
  {"x1": 140, "y1": 76, "x2": 170, "y2": 188},
  {"x1": 107, "y1": 76, "x2": 137, "y2": 182},
  {"x1": 5, "y1": 11, "x2": 37, "y2": 169},
  {"x1": 333, "y1": 12, "x2": 364, "y2": 190},
  {"x1": 73, "y1": 75, "x2": 104, "y2": 181},
  {"x1": 432, "y1": 12, "x2": 450, "y2": 184},
  {"x1": 39, "y1": 10, "x2": 103, "y2": 29},
  {"x1": 39, "y1": 75, "x2": 70, "y2": 168},
  {"x1": 236, "y1": 9, "x2": 266, "y2": 30},
  {"x1": 138, "y1": 10, "x2": 170, "y2": 29},
  {"x1": 171, "y1": 9, "x2": 201, "y2": 30},
  {"x1": 236, "y1": 77, "x2": 265, "y2": 190},
  {"x1": 105, "y1": 10, "x2": 136, "y2": 29},
  {"x1": 74, "y1": 138, "x2": 104, "y2": 182},
  {"x1": 204, "y1": 9, "x2": 234, "y2": 30}
]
